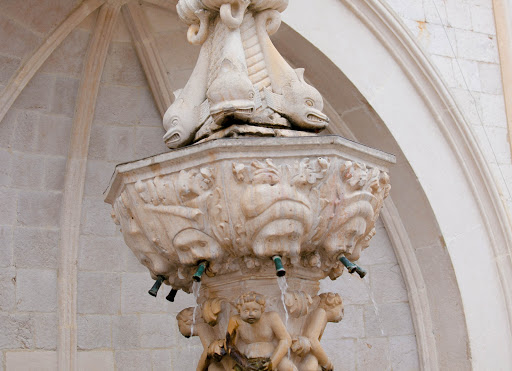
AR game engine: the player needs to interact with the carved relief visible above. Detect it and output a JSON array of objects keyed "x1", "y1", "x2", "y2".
[{"x1": 164, "y1": 0, "x2": 330, "y2": 149}]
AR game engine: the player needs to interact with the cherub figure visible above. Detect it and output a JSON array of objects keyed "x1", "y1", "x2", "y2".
[
  {"x1": 226, "y1": 292, "x2": 296, "y2": 371},
  {"x1": 177, "y1": 306, "x2": 227, "y2": 371},
  {"x1": 291, "y1": 293, "x2": 343, "y2": 371}
]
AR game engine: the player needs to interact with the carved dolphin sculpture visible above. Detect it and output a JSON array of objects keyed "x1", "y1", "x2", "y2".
[{"x1": 264, "y1": 68, "x2": 329, "y2": 131}]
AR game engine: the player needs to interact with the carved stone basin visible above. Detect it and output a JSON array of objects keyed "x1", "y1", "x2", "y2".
[{"x1": 104, "y1": 135, "x2": 394, "y2": 369}]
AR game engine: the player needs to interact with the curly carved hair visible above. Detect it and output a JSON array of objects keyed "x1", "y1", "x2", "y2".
[
  {"x1": 235, "y1": 291, "x2": 266, "y2": 312},
  {"x1": 318, "y1": 292, "x2": 343, "y2": 310}
]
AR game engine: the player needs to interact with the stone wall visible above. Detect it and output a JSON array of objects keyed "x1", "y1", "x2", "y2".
[
  {"x1": 0, "y1": 0, "x2": 510, "y2": 370},
  {"x1": 387, "y1": 0, "x2": 512, "y2": 213}
]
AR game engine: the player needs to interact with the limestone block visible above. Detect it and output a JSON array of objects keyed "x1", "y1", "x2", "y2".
[
  {"x1": 0, "y1": 0, "x2": 80, "y2": 35},
  {"x1": 0, "y1": 314, "x2": 34, "y2": 349},
  {"x1": 474, "y1": 126, "x2": 511, "y2": 164},
  {"x1": 0, "y1": 55, "x2": 20, "y2": 86},
  {"x1": 12, "y1": 110, "x2": 40, "y2": 153},
  {"x1": 364, "y1": 302, "x2": 415, "y2": 337},
  {"x1": 451, "y1": 88, "x2": 481, "y2": 126},
  {"x1": 16, "y1": 268, "x2": 57, "y2": 312},
  {"x1": 0, "y1": 110, "x2": 17, "y2": 149},
  {"x1": 41, "y1": 29, "x2": 90, "y2": 77},
  {"x1": 77, "y1": 272, "x2": 121, "y2": 314},
  {"x1": 356, "y1": 338, "x2": 390, "y2": 370},
  {"x1": 43, "y1": 156, "x2": 66, "y2": 191},
  {"x1": 112, "y1": 315, "x2": 141, "y2": 350},
  {"x1": 17, "y1": 191, "x2": 62, "y2": 228},
  {"x1": 0, "y1": 149, "x2": 12, "y2": 186},
  {"x1": 478, "y1": 62, "x2": 503, "y2": 95},
  {"x1": 423, "y1": 0, "x2": 448, "y2": 25},
  {"x1": 13, "y1": 227, "x2": 58, "y2": 269},
  {"x1": 78, "y1": 351, "x2": 115, "y2": 371},
  {"x1": 50, "y1": 76, "x2": 79, "y2": 117},
  {"x1": 78, "y1": 235, "x2": 123, "y2": 272},
  {"x1": 389, "y1": 335, "x2": 420, "y2": 371},
  {"x1": 386, "y1": 0, "x2": 425, "y2": 21},
  {"x1": 156, "y1": 31, "x2": 200, "y2": 70},
  {"x1": 430, "y1": 55, "x2": 457, "y2": 89},
  {"x1": 480, "y1": 93, "x2": 507, "y2": 128},
  {"x1": 121, "y1": 273, "x2": 168, "y2": 314},
  {"x1": 452, "y1": 59, "x2": 481, "y2": 91},
  {"x1": 0, "y1": 14, "x2": 40, "y2": 58},
  {"x1": 169, "y1": 341, "x2": 203, "y2": 370},
  {"x1": 0, "y1": 188, "x2": 16, "y2": 225},
  {"x1": 421, "y1": 24, "x2": 457, "y2": 58},
  {"x1": 102, "y1": 42, "x2": 147, "y2": 86},
  {"x1": 78, "y1": 315, "x2": 112, "y2": 350},
  {"x1": 0, "y1": 268, "x2": 15, "y2": 312},
  {"x1": 84, "y1": 160, "x2": 116, "y2": 197},
  {"x1": 320, "y1": 273, "x2": 370, "y2": 305},
  {"x1": 115, "y1": 350, "x2": 151, "y2": 371},
  {"x1": 33, "y1": 313, "x2": 58, "y2": 350},
  {"x1": 36, "y1": 114, "x2": 72, "y2": 156},
  {"x1": 321, "y1": 305, "x2": 364, "y2": 339},
  {"x1": 5, "y1": 351, "x2": 57, "y2": 371},
  {"x1": 122, "y1": 245, "x2": 148, "y2": 273},
  {"x1": 445, "y1": 0, "x2": 473, "y2": 30},
  {"x1": 81, "y1": 198, "x2": 118, "y2": 237},
  {"x1": 134, "y1": 126, "x2": 168, "y2": 158},
  {"x1": 370, "y1": 264, "x2": 409, "y2": 303},
  {"x1": 358, "y1": 223, "x2": 397, "y2": 266},
  {"x1": 470, "y1": 5, "x2": 496, "y2": 34},
  {"x1": 0, "y1": 351, "x2": 3, "y2": 371},
  {"x1": 319, "y1": 339, "x2": 356, "y2": 371},
  {"x1": 455, "y1": 29, "x2": 499, "y2": 63},
  {"x1": 88, "y1": 123, "x2": 136, "y2": 163},
  {"x1": 0, "y1": 226, "x2": 13, "y2": 268},
  {"x1": 12, "y1": 73, "x2": 55, "y2": 112},
  {"x1": 11, "y1": 153, "x2": 45, "y2": 189},
  {"x1": 140, "y1": 314, "x2": 175, "y2": 348},
  {"x1": 151, "y1": 350, "x2": 172, "y2": 371}
]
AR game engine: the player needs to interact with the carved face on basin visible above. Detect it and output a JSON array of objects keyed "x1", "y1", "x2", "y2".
[{"x1": 252, "y1": 219, "x2": 304, "y2": 257}]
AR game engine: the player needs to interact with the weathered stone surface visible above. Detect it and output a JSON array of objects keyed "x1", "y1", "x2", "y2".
[
  {"x1": 0, "y1": 188, "x2": 16, "y2": 225},
  {"x1": 5, "y1": 351, "x2": 57, "y2": 370},
  {"x1": 364, "y1": 302, "x2": 415, "y2": 337},
  {"x1": 0, "y1": 226, "x2": 13, "y2": 268},
  {"x1": 16, "y1": 269, "x2": 57, "y2": 312},
  {"x1": 121, "y1": 273, "x2": 167, "y2": 314},
  {"x1": 0, "y1": 14, "x2": 40, "y2": 57},
  {"x1": 79, "y1": 235, "x2": 123, "y2": 272},
  {"x1": 389, "y1": 335, "x2": 420, "y2": 371},
  {"x1": 322, "y1": 305, "x2": 364, "y2": 339},
  {"x1": 356, "y1": 337, "x2": 390, "y2": 370},
  {"x1": 112, "y1": 315, "x2": 140, "y2": 350},
  {"x1": 140, "y1": 314, "x2": 175, "y2": 348},
  {"x1": 115, "y1": 350, "x2": 151, "y2": 371},
  {"x1": 102, "y1": 42, "x2": 147, "y2": 86},
  {"x1": 0, "y1": 149, "x2": 12, "y2": 186},
  {"x1": 11, "y1": 152, "x2": 45, "y2": 189},
  {"x1": 81, "y1": 198, "x2": 118, "y2": 237},
  {"x1": 13, "y1": 73, "x2": 55, "y2": 112},
  {"x1": 78, "y1": 315, "x2": 112, "y2": 350},
  {"x1": 0, "y1": 314, "x2": 34, "y2": 349},
  {"x1": 370, "y1": 264, "x2": 409, "y2": 303},
  {"x1": 0, "y1": 268, "x2": 16, "y2": 312},
  {"x1": 33, "y1": 313, "x2": 58, "y2": 350},
  {"x1": 41, "y1": 28, "x2": 90, "y2": 77},
  {"x1": 0, "y1": 54, "x2": 20, "y2": 86},
  {"x1": 50, "y1": 76, "x2": 79, "y2": 117},
  {"x1": 77, "y1": 272, "x2": 120, "y2": 314},
  {"x1": 151, "y1": 349, "x2": 172, "y2": 371},
  {"x1": 17, "y1": 191, "x2": 62, "y2": 228},
  {"x1": 77, "y1": 351, "x2": 115, "y2": 371},
  {"x1": 84, "y1": 160, "x2": 115, "y2": 197},
  {"x1": 43, "y1": 156, "x2": 67, "y2": 191},
  {"x1": 13, "y1": 227, "x2": 58, "y2": 269}
]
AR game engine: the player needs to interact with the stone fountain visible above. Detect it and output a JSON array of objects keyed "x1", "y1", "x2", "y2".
[{"x1": 104, "y1": 1, "x2": 394, "y2": 370}]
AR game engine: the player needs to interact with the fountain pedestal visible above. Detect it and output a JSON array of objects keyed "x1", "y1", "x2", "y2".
[{"x1": 105, "y1": 135, "x2": 393, "y2": 370}]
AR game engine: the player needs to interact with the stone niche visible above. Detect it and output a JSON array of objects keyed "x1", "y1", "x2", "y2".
[{"x1": 105, "y1": 135, "x2": 394, "y2": 370}]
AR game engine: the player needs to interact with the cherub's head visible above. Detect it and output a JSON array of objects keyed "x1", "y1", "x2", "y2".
[
  {"x1": 177, "y1": 307, "x2": 195, "y2": 337},
  {"x1": 318, "y1": 292, "x2": 344, "y2": 323},
  {"x1": 235, "y1": 292, "x2": 266, "y2": 324}
]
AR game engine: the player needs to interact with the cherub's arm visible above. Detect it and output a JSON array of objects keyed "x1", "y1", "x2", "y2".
[
  {"x1": 269, "y1": 312, "x2": 292, "y2": 368},
  {"x1": 304, "y1": 309, "x2": 332, "y2": 369}
]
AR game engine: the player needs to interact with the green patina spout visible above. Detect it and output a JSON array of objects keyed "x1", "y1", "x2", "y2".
[
  {"x1": 193, "y1": 261, "x2": 208, "y2": 282},
  {"x1": 272, "y1": 256, "x2": 286, "y2": 277},
  {"x1": 148, "y1": 275, "x2": 166, "y2": 297},
  {"x1": 166, "y1": 288, "x2": 178, "y2": 302},
  {"x1": 339, "y1": 256, "x2": 367, "y2": 279}
]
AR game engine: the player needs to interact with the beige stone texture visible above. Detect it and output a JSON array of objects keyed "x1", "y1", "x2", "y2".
[
  {"x1": 77, "y1": 315, "x2": 112, "y2": 350},
  {"x1": 5, "y1": 351, "x2": 57, "y2": 371},
  {"x1": 77, "y1": 351, "x2": 115, "y2": 371}
]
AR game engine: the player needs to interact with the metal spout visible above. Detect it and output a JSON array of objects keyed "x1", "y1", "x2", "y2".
[
  {"x1": 339, "y1": 256, "x2": 357, "y2": 274},
  {"x1": 272, "y1": 256, "x2": 286, "y2": 277},
  {"x1": 148, "y1": 275, "x2": 165, "y2": 297},
  {"x1": 354, "y1": 265, "x2": 367, "y2": 279},
  {"x1": 166, "y1": 288, "x2": 178, "y2": 302},
  {"x1": 193, "y1": 261, "x2": 208, "y2": 282}
]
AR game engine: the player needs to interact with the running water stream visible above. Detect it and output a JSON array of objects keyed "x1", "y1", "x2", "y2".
[
  {"x1": 191, "y1": 281, "x2": 202, "y2": 336},
  {"x1": 277, "y1": 276, "x2": 290, "y2": 358}
]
